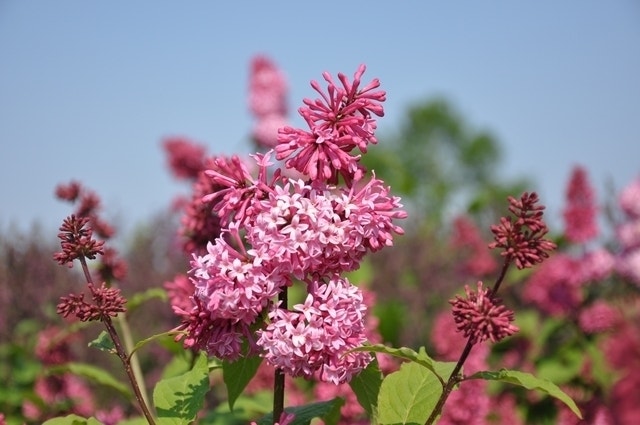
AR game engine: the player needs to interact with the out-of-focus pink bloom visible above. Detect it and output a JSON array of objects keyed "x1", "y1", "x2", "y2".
[
  {"x1": 97, "y1": 246, "x2": 128, "y2": 282},
  {"x1": 523, "y1": 253, "x2": 584, "y2": 316},
  {"x1": 616, "y1": 220, "x2": 640, "y2": 250},
  {"x1": 165, "y1": 274, "x2": 194, "y2": 314},
  {"x1": 248, "y1": 55, "x2": 289, "y2": 149},
  {"x1": 257, "y1": 277, "x2": 371, "y2": 384},
  {"x1": 489, "y1": 192, "x2": 556, "y2": 269},
  {"x1": 578, "y1": 301, "x2": 619, "y2": 334},
  {"x1": 276, "y1": 65, "x2": 385, "y2": 185},
  {"x1": 450, "y1": 215, "x2": 498, "y2": 277},
  {"x1": 616, "y1": 247, "x2": 640, "y2": 286},
  {"x1": 437, "y1": 378, "x2": 489, "y2": 425},
  {"x1": 562, "y1": 166, "x2": 599, "y2": 244},
  {"x1": 96, "y1": 405, "x2": 126, "y2": 425},
  {"x1": 252, "y1": 113, "x2": 289, "y2": 148},
  {"x1": 619, "y1": 176, "x2": 640, "y2": 219},
  {"x1": 163, "y1": 137, "x2": 207, "y2": 180},
  {"x1": 579, "y1": 248, "x2": 615, "y2": 282},
  {"x1": 431, "y1": 310, "x2": 488, "y2": 374},
  {"x1": 248, "y1": 55, "x2": 288, "y2": 118},
  {"x1": 178, "y1": 158, "x2": 224, "y2": 255},
  {"x1": 450, "y1": 281, "x2": 519, "y2": 345}
]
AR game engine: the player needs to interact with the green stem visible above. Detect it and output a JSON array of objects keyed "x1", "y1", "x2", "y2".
[
  {"x1": 273, "y1": 288, "x2": 288, "y2": 424},
  {"x1": 104, "y1": 316, "x2": 157, "y2": 425},
  {"x1": 425, "y1": 340, "x2": 473, "y2": 425},
  {"x1": 116, "y1": 313, "x2": 152, "y2": 416}
]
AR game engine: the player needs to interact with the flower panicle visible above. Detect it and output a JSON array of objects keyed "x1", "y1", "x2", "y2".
[
  {"x1": 57, "y1": 282, "x2": 126, "y2": 322},
  {"x1": 489, "y1": 192, "x2": 557, "y2": 269},
  {"x1": 53, "y1": 215, "x2": 105, "y2": 267},
  {"x1": 450, "y1": 281, "x2": 519, "y2": 345}
]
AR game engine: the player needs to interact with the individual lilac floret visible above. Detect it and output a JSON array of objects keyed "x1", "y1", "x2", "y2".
[
  {"x1": 450, "y1": 281, "x2": 519, "y2": 345},
  {"x1": 275, "y1": 64, "x2": 386, "y2": 185},
  {"x1": 256, "y1": 277, "x2": 372, "y2": 384}
]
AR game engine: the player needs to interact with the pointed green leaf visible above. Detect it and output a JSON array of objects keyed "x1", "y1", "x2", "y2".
[
  {"x1": 223, "y1": 354, "x2": 263, "y2": 410},
  {"x1": 88, "y1": 331, "x2": 116, "y2": 354},
  {"x1": 349, "y1": 344, "x2": 446, "y2": 385},
  {"x1": 349, "y1": 357, "x2": 383, "y2": 421},
  {"x1": 378, "y1": 361, "x2": 452, "y2": 425},
  {"x1": 47, "y1": 362, "x2": 131, "y2": 397},
  {"x1": 126, "y1": 288, "x2": 168, "y2": 312},
  {"x1": 43, "y1": 415, "x2": 103, "y2": 425},
  {"x1": 129, "y1": 330, "x2": 182, "y2": 357},
  {"x1": 468, "y1": 369, "x2": 582, "y2": 419},
  {"x1": 154, "y1": 351, "x2": 210, "y2": 425},
  {"x1": 256, "y1": 398, "x2": 345, "y2": 425}
]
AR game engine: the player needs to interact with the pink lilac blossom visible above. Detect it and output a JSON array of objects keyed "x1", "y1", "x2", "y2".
[
  {"x1": 616, "y1": 220, "x2": 640, "y2": 250},
  {"x1": 256, "y1": 277, "x2": 372, "y2": 384},
  {"x1": 163, "y1": 137, "x2": 206, "y2": 180},
  {"x1": 562, "y1": 166, "x2": 599, "y2": 244},
  {"x1": 523, "y1": 253, "x2": 584, "y2": 316},
  {"x1": 248, "y1": 55, "x2": 289, "y2": 148},
  {"x1": 248, "y1": 55, "x2": 288, "y2": 118},
  {"x1": 275, "y1": 64, "x2": 385, "y2": 185},
  {"x1": 173, "y1": 297, "x2": 252, "y2": 361},
  {"x1": 246, "y1": 176, "x2": 406, "y2": 279},
  {"x1": 179, "y1": 157, "x2": 224, "y2": 254},
  {"x1": 203, "y1": 152, "x2": 282, "y2": 227},
  {"x1": 619, "y1": 176, "x2": 640, "y2": 219},
  {"x1": 578, "y1": 301, "x2": 619, "y2": 334},
  {"x1": 23, "y1": 327, "x2": 96, "y2": 420},
  {"x1": 579, "y1": 248, "x2": 615, "y2": 282},
  {"x1": 616, "y1": 247, "x2": 640, "y2": 286},
  {"x1": 450, "y1": 281, "x2": 519, "y2": 345},
  {"x1": 190, "y1": 231, "x2": 288, "y2": 326}
]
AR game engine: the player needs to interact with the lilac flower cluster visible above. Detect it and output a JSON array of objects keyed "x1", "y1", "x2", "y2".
[{"x1": 174, "y1": 65, "x2": 407, "y2": 384}]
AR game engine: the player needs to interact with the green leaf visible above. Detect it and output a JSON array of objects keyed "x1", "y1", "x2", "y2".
[
  {"x1": 43, "y1": 415, "x2": 103, "y2": 425},
  {"x1": 127, "y1": 287, "x2": 168, "y2": 312},
  {"x1": 129, "y1": 330, "x2": 182, "y2": 357},
  {"x1": 88, "y1": 331, "x2": 116, "y2": 354},
  {"x1": 468, "y1": 369, "x2": 582, "y2": 419},
  {"x1": 47, "y1": 362, "x2": 131, "y2": 398},
  {"x1": 377, "y1": 361, "x2": 456, "y2": 425},
  {"x1": 349, "y1": 344, "x2": 446, "y2": 385},
  {"x1": 223, "y1": 354, "x2": 263, "y2": 410},
  {"x1": 349, "y1": 357, "x2": 383, "y2": 421},
  {"x1": 153, "y1": 351, "x2": 210, "y2": 425},
  {"x1": 116, "y1": 418, "x2": 149, "y2": 425},
  {"x1": 256, "y1": 398, "x2": 345, "y2": 425}
]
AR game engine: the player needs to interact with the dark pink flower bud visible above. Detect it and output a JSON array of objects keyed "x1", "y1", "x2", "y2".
[{"x1": 450, "y1": 281, "x2": 519, "y2": 344}]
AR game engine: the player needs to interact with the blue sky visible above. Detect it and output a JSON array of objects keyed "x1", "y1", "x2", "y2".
[{"x1": 1, "y1": 1, "x2": 639, "y2": 237}]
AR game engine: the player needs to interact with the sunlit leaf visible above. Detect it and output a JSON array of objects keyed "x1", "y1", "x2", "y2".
[
  {"x1": 468, "y1": 369, "x2": 582, "y2": 419},
  {"x1": 154, "y1": 351, "x2": 210, "y2": 425},
  {"x1": 223, "y1": 354, "x2": 263, "y2": 410}
]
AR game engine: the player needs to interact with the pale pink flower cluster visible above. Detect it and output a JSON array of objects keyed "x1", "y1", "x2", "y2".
[
  {"x1": 257, "y1": 277, "x2": 371, "y2": 384},
  {"x1": 172, "y1": 65, "x2": 406, "y2": 385}
]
